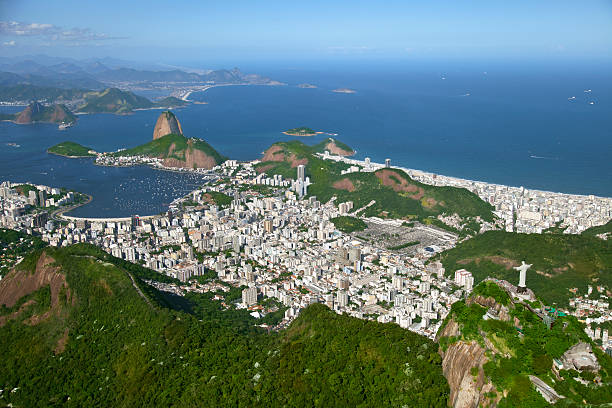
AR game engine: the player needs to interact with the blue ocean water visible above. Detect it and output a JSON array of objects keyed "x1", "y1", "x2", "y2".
[{"x1": 1, "y1": 62, "x2": 611, "y2": 217}]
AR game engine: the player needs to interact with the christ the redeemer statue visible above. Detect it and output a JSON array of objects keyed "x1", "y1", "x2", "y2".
[{"x1": 513, "y1": 261, "x2": 531, "y2": 293}]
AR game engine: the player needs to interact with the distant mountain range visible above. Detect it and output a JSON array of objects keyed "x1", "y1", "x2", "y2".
[{"x1": 0, "y1": 55, "x2": 280, "y2": 95}]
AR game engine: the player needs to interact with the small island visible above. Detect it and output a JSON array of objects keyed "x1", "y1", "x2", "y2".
[
  {"x1": 332, "y1": 88, "x2": 356, "y2": 94},
  {"x1": 48, "y1": 141, "x2": 96, "y2": 158},
  {"x1": 283, "y1": 127, "x2": 319, "y2": 137},
  {"x1": 297, "y1": 83, "x2": 317, "y2": 89}
]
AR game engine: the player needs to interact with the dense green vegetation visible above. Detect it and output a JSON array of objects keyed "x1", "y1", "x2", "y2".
[
  {"x1": 111, "y1": 133, "x2": 226, "y2": 165},
  {"x1": 330, "y1": 216, "x2": 367, "y2": 233},
  {"x1": 284, "y1": 126, "x2": 316, "y2": 136},
  {"x1": 255, "y1": 140, "x2": 493, "y2": 223},
  {"x1": 471, "y1": 280, "x2": 511, "y2": 306},
  {"x1": 0, "y1": 229, "x2": 47, "y2": 276},
  {"x1": 439, "y1": 281, "x2": 612, "y2": 407},
  {"x1": 201, "y1": 191, "x2": 233, "y2": 207},
  {"x1": 388, "y1": 241, "x2": 420, "y2": 251},
  {"x1": 0, "y1": 236, "x2": 449, "y2": 407},
  {"x1": 434, "y1": 230, "x2": 612, "y2": 306},
  {"x1": 583, "y1": 219, "x2": 612, "y2": 237},
  {"x1": 48, "y1": 141, "x2": 95, "y2": 157}
]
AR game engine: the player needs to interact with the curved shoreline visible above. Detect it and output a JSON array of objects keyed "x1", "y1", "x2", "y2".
[{"x1": 51, "y1": 193, "x2": 93, "y2": 221}]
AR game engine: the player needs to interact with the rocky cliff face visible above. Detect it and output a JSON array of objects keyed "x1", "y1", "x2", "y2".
[
  {"x1": 153, "y1": 111, "x2": 183, "y2": 140},
  {"x1": 324, "y1": 139, "x2": 354, "y2": 156},
  {"x1": 437, "y1": 296, "x2": 507, "y2": 408},
  {"x1": 162, "y1": 140, "x2": 218, "y2": 170},
  {"x1": 438, "y1": 320, "x2": 499, "y2": 408},
  {"x1": 0, "y1": 251, "x2": 72, "y2": 327},
  {"x1": 15, "y1": 102, "x2": 44, "y2": 124}
]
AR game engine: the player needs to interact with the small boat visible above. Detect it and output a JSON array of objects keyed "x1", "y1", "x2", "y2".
[{"x1": 59, "y1": 122, "x2": 74, "y2": 130}]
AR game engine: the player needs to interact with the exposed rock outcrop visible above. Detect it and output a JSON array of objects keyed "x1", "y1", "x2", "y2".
[
  {"x1": 162, "y1": 140, "x2": 218, "y2": 169},
  {"x1": 153, "y1": 111, "x2": 183, "y2": 140},
  {"x1": 0, "y1": 251, "x2": 72, "y2": 327},
  {"x1": 561, "y1": 342, "x2": 600, "y2": 372},
  {"x1": 260, "y1": 145, "x2": 308, "y2": 168},
  {"x1": 324, "y1": 139, "x2": 354, "y2": 156},
  {"x1": 441, "y1": 339, "x2": 499, "y2": 408},
  {"x1": 14, "y1": 102, "x2": 75, "y2": 124}
]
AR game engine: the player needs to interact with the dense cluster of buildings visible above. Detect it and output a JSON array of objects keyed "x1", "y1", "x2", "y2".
[
  {"x1": 0, "y1": 181, "x2": 81, "y2": 232},
  {"x1": 1, "y1": 152, "x2": 610, "y2": 343}
]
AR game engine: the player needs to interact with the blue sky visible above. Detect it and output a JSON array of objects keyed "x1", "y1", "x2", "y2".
[{"x1": 1, "y1": 0, "x2": 611, "y2": 64}]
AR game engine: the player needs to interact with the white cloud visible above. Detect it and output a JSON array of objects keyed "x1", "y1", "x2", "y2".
[
  {"x1": 3, "y1": 40, "x2": 16, "y2": 46},
  {"x1": 0, "y1": 21, "x2": 126, "y2": 43}
]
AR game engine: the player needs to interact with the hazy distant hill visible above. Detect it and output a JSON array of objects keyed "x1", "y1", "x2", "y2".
[
  {"x1": 76, "y1": 88, "x2": 186, "y2": 114},
  {"x1": 96, "y1": 67, "x2": 203, "y2": 82},
  {"x1": 8, "y1": 102, "x2": 77, "y2": 125},
  {"x1": 0, "y1": 70, "x2": 104, "y2": 90},
  {"x1": 0, "y1": 84, "x2": 87, "y2": 103}
]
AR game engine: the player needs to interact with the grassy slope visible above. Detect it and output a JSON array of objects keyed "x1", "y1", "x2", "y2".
[
  {"x1": 439, "y1": 281, "x2": 612, "y2": 407},
  {"x1": 435, "y1": 230, "x2": 612, "y2": 306},
  {"x1": 311, "y1": 138, "x2": 354, "y2": 154},
  {"x1": 583, "y1": 219, "x2": 612, "y2": 237},
  {"x1": 330, "y1": 216, "x2": 367, "y2": 233},
  {"x1": 256, "y1": 140, "x2": 493, "y2": 222},
  {"x1": 112, "y1": 133, "x2": 226, "y2": 164},
  {"x1": 48, "y1": 141, "x2": 95, "y2": 157},
  {"x1": 0, "y1": 241, "x2": 449, "y2": 407}
]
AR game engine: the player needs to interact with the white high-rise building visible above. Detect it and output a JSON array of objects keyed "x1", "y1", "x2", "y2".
[
  {"x1": 336, "y1": 291, "x2": 349, "y2": 307},
  {"x1": 297, "y1": 164, "x2": 305, "y2": 181},
  {"x1": 242, "y1": 287, "x2": 258, "y2": 306},
  {"x1": 464, "y1": 275, "x2": 474, "y2": 291},
  {"x1": 454, "y1": 269, "x2": 472, "y2": 286}
]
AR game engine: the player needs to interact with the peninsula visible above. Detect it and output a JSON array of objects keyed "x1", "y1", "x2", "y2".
[{"x1": 53, "y1": 111, "x2": 227, "y2": 170}]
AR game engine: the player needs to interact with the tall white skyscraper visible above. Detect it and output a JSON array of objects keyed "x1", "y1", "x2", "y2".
[
  {"x1": 297, "y1": 164, "x2": 305, "y2": 181},
  {"x1": 336, "y1": 291, "x2": 349, "y2": 307},
  {"x1": 242, "y1": 287, "x2": 257, "y2": 306}
]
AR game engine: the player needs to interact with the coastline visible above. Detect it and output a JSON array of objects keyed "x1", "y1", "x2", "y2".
[
  {"x1": 47, "y1": 151, "x2": 95, "y2": 159},
  {"x1": 323, "y1": 153, "x2": 612, "y2": 200}
]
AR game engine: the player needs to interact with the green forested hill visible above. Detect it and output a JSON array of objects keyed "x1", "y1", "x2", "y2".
[
  {"x1": 111, "y1": 133, "x2": 226, "y2": 168},
  {"x1": 255, "y1": 140, "x2": 493, "y2": 225},
  {"x1": 434, "y1": 230, "x2": 612, "y2": 306},
  {"x1": 0, "y1": 239, "x2": 448, "y2": 407},
  {"x1": 47, "y1": 141, "x2": 95, "y2": 157}
]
